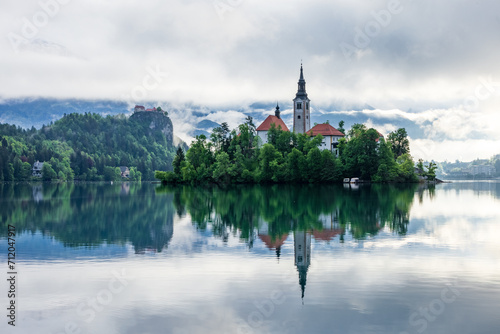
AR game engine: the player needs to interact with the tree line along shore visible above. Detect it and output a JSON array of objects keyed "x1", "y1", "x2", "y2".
[{"x1": 156, "y1": 118, "x2": 437, "y2": 185}]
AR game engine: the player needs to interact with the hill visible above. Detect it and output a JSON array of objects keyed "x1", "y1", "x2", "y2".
[{"x1": 0, "y1": 111, "x2": 177, "y2": 181}]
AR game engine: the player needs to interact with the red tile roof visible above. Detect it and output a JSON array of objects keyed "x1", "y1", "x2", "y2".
[
  {"x1": 256, "y1": 115, "x2": 289, "y2": 132},
  {"x1": 307, "y1": 123, "x2": 345, "y2": 137},
  {"x1": 312, "y1": 228, "x2": 344, "y2": 241},
  {"x1": 258, "y1": 234, "x2": 288, "y2": 249},
  {"x1": 145, "y1": 108, "x2": 155, "y2": 111}
]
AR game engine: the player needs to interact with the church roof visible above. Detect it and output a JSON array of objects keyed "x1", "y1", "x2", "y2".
[
  {"x1": 312, "y1": 228, "x2": 344, "y2": 241},
  {"x1": 258, "y1": 234, "x2": 288, "y2": 250},
  {"x1": 256, "y1": 115, "x2": 289, "y2": 132},
  {"x1": 307, "y1": 123, "x2": 345, "y2": 137}
]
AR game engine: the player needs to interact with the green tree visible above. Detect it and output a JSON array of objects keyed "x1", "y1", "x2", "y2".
[
  {"x1": 210, "y1": 122, "x2": 231, "y2": 153},
  {"x1": 213, "y1": 152, "x2": 232, "y2": 184},
  {"x1": 103, "y1": 166, "x2": 121, "y2": 181},
  {"x1": 186, "y1": 135, "x2": 213, "y2": 170},
  {"x1": 173, "y1": 146, "x2": 185, "y2": 175},
  {"x1": 396, "y1": 154, "x2": 418, "y2": 182},
  {"x1": 387, "y1": 128, "x2": 410, "y2": 159},
  {"x1": 307, "y1": 147, "x2": 323, "y2": 182},
  {"x1": 338, "y1": 120, "x2": 345, "y2": 134},
  {"x1": 426, "y1": 162, "x2": 437, "y2": 181},
  {"x1": 257, "y1": 144, "x2": 282, "y2": 183},
  {"x1": 321, "y1": 150, "x2": 343, "y2": 182},
  {"x1": 373, "y1": 140, "x2": 398, "y2": 182},
  {"x1": 42, "y1": 163, "x2": 57, "y2": 181},
  {"x1": 286, "y1": 148, "x2": 305, "y2": 183}
]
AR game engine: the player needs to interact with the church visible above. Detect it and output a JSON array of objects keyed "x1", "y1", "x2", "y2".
[{"x1": 256, "y1": 64, "x2": 345, "y2": 154}]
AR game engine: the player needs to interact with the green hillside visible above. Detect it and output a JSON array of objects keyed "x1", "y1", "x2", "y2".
[{"x1": 0, "y1": 111, "x2": 177, "y2": 181}]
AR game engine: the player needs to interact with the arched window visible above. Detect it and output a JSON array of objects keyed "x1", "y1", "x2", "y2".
[
  {"x1": 297, "y1": 102, "x2": 302, "y2": 109},
  {"x1": 298, "y1": 115, "x2": 301, "y2": 119}
]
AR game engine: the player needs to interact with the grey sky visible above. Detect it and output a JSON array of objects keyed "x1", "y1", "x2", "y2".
[{"x1": 1, "y1": 0, "x2": 499, "y2": 160}]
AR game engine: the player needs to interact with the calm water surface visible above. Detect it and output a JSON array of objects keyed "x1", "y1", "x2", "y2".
[{"x1": 1, "y1": 181, "x2": 499, "y2": 334}]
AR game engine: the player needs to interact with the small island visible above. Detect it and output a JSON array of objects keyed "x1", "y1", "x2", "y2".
[{"x1": 156, "y1": 65, "x2": 436, "y2": 185}]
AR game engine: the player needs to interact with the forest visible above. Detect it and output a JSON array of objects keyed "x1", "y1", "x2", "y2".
[
  {"x1": 156, "y1": 118, "x2": 430, "y2": 184},
  {"x1": 0, "y1": 111, "x2": 177, "y2": 181}
]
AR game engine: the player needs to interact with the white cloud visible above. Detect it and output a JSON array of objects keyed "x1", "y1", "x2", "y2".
[{"x1": 1, "y1": 0, "x2": 500, "y2": 159}]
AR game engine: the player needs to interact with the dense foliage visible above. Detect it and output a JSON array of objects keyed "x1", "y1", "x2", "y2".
[
  {"x1": 157, "y1": 182, "x2": 420, "y2": 242},
  {"x1": 156, "y1": 119, "x2": 419, "y2": 184},
  {"x1": 0, "y1": 112, "x2": 176, "y2": 181}
]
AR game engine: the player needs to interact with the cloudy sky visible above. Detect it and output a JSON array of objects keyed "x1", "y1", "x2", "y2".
[{"x1": 1, "y1": 0, "x2": 500, "y2": 161}]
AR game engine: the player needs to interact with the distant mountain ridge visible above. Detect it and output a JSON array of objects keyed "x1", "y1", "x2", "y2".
[{"x1": 0, "y1": 97, "x2": 426, "y2": 140}]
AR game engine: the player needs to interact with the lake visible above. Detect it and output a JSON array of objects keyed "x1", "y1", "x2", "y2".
[{"x1": 1, "y1": 181, "x2": 499, "y2": 334}]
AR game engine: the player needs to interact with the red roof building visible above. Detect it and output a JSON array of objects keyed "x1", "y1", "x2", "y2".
[
  {"x1": 134, "y1": 105, "x2": 146, "y2": 112},
  {"x1": 307, "y1": 123, "x2": 345, "y2": 155},
  {"x1": 256, "y1": 115, "x2": 289, "y2": 145},
  {"x1": 256, "y1": 115, "x2": 289, "y2": 132},
  {"x1": 307, "y1": 123, "x2": 345, "y2": 137}
]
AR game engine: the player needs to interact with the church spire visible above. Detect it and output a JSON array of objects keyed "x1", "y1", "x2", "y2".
[
  {"x1": 296, "y1": 63, "x2": 308, "y2": 99},
  {"x1": 275, "y1": 102, "x2": 280, "y2": 119}
]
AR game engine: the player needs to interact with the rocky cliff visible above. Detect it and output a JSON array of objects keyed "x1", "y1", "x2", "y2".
[{"x1": 129, "y1": 111, "x2": 174, "y2": 144}]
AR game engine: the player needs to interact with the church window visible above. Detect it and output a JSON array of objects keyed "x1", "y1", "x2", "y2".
[
  {"x1": 298, "y1": 115, "x2": 301, "y2": 119},
  {"x1": 297, "y1": 102, "x2": 302, "y2": 109},
  {"x1": 306, "y1": 102, "x2": 309, "y2": 109},
  {"x1": 298, "y1": 256, "x2": 303, "y2": 263}
]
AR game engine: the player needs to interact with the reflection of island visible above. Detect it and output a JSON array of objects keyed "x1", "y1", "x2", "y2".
[
  {"x1": 164, "y1": 183, "x2": 417, "y2": 243},
  {"x1": 160, "y1": 183, "x2": 420, "y2": 301},
  {"x1": 313, "y1": 211, "x2": 344, "y2": 243}
]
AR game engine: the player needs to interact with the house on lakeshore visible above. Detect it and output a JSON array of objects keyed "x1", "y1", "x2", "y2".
[
  {"x1": 119, "y1": 166, "x2": 130, "y2": 178},
  {"x1": 256, "y1": 104, "x2": 289, "y2": 145},
  {"x1": 307, "y1": 123, "x2": 345, "y2": 156},
  {"x1": 32, "y1": 161, "x2": 44, "y2": 177}
]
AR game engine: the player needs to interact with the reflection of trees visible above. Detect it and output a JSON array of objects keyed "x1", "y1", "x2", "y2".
[
  {"x1": 0, "y1": 182, "x2": 175, "y2": 253},
  {"x1": 158, "y1": 183, "x2": 418, "y2": 244}
]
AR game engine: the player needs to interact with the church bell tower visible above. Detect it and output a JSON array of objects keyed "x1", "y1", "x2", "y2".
[{"x1": 293, "y1": 64, "x2": 311, "y2": 134}]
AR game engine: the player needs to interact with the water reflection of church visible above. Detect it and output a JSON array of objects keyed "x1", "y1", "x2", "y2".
[{"x1": 258, "y1": 210, "x2": 344, "y2": 300}]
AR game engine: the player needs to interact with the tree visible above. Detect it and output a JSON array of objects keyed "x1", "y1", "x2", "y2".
[
  {"x1": 103, "y1": 166, "x2": 121, "y2": 181},
  {"x1": 129, "y1": 167, "x2": 142, "y2": 181},
  {"x1": 387, "y1": 128, "x2": 410, "y2": 159},
  {"x1": 210, "y1": 122, "x2": 231, "y2": 153},
  {"x1": 373, "y1": 140, "x2": 398, "y2": 182},
  {"x1": 42, "y1": 163, "x2": 57, "y2": 181},
  {"x1": 347, "y1": 123, "x2": 367, "y2": 139},
  {"x1": 338, "y1": 120, "x2": 345, "y2": 134},
  {"x1": 257, "y1": 144, "x2": 282, "y2": 183},
  {"x1": 426, "y1": 161, "x2": 437, "y2": 181},
  {"x1": 286, "y1": 148, "x2": 305, "y2": 182},
  {"x1": 342, "y1": 127, "x2": 379, "y2": 180},
  {"x1": 212, "y1": 152, "x2": 232, "y2": 184},
  {"x1": 186, "y1": 135, "x2": 213, "y2": 170},
  {"x1": 307, "y1": 147, "x2": 323, "y2": 183},
  {"x1": 397, "y1": 154, "x2": 418, "y2": 182},
  {"x1": 321, "y1": 150, "x2": 343, "y2": 182},
  {"x1": 173, "y1": 146, "x2": 185, "y2": 175},
  {"x1": 416, "y1": 159, "x2": 425, "y2": 178}
]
